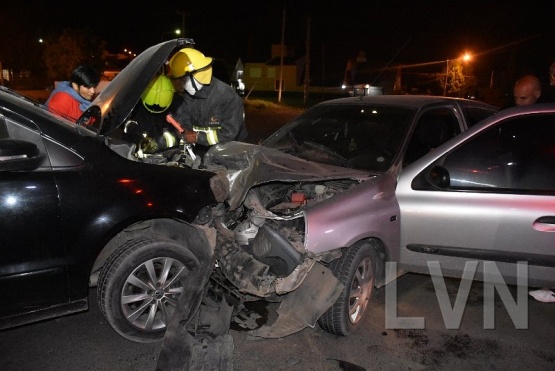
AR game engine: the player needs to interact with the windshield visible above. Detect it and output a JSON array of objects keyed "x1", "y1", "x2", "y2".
[{"x1": 263, "y1": 104, "x2": 415, "y2": 172}]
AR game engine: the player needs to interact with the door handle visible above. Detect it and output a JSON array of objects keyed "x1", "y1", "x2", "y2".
[{"x1": 533, "y1": 216, "x2": 555, "y2": 232}]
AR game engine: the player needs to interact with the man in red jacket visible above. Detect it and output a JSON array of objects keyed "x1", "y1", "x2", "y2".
[{"x1": 46, "y1": 65, "x2": 100, "y2": 121}]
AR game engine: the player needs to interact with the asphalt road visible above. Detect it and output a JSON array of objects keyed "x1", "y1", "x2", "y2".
[{"x1": 1, "y1": 273, "x2": 553, "y2": 371}]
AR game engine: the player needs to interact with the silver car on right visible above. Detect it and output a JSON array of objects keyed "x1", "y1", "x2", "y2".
[{"x1": 396, "y1": 103, "x2": 555, "y2": 289}]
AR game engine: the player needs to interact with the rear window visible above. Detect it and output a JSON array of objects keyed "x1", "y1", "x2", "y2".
[{"x1": 463, "y1": 107, "x2": 498, "y2": 127}]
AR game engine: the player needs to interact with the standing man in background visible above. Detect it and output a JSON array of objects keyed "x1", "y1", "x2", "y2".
[{"x1": 512, "y1": 74, "x2": 542, "y2": 107}]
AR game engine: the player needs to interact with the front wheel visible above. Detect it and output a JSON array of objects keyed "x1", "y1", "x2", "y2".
[
  {"x1": 318, "y1": 242, "x2": 375, "y2": 336},
  {"x1": 97, "y1": 236, "x2": 196, "y2": 343}
]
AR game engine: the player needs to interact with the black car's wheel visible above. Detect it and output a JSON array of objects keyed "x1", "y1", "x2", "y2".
[
  {"x1": 97, "y1": 236, "x2": 196, "y2": 343},
  {"x1": 318, "y1": 242, "x2": 375, "y2": 336}
]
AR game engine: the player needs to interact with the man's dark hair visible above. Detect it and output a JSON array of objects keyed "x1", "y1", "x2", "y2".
[{"x1": 70, "y1": 65, "x2": 100, "y2": 88}]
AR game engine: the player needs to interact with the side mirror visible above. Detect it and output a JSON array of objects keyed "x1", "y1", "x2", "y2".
[
  {"x1": 426, "y1": 165, "x2": 450, "y2": 190},
  {"x1": 0, "y1": 139, "x2": 43, "y2": 171}
]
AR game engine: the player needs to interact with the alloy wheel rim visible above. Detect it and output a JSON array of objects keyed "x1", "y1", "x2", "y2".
[
  {"x1": 348, "y1": 256, "x2": 373, "y2": 324},
  {"x1": 120, "y1": 257, "x2": 186, "y2": 331}
]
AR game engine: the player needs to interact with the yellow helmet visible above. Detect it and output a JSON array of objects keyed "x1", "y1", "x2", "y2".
[
  {"x1": 169, "y1": 48, "x2": 213, "y2": 84},
  {"x1": 141, "y1": 75, "x2": 175, "y2": 113}
]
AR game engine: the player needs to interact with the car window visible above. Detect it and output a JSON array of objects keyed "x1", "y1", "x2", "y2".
[
  {"x1": 442, "y1": 113, "x2": 555, "y2": 193},
  {"x1": 404, "y1": 108, "x2": 460, "y2": 165},
  {"x1": 463, "y1": 107, "x2": 498, "y2": 127},
  {"x1": 263, "y1": 104, "x2": 415, "y2": 172},
  {"x1": 0, "y1": 115, "x2": 52, "y2": 169}
]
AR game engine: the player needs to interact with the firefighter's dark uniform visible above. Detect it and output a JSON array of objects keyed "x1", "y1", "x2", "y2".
[{"x1": 171, "y1": 77, "x2": 247, "y2": 154}]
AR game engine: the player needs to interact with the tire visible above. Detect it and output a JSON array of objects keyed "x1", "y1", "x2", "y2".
[
  {"x1": 318, "y1": 242, "x2": 375, "y2": 336},
  {"x1": 97, "y1": 236, "x2": 196, "y2": 343}
]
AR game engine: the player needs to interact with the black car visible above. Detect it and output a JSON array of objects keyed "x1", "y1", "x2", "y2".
[{"x1": 0, "y1": 39, "x2": 228, "y2": 343}]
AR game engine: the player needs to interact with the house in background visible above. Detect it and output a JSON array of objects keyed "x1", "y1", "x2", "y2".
[
  {"x1": 243, "y1": 44, "x2": 302, "y2": 93},
  {"x1": 242, "y1": 44, "x2": 347, "y2": 96}
]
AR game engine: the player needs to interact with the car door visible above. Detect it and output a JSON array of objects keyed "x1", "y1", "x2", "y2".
[
  {"x1": 0, "y1": 113, "x2": 68, "y2": 323},
  {"x1": 397, "y1": 112, "x2": 555, "y2": 288}
]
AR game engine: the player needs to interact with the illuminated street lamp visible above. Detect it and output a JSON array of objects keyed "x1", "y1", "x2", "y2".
[
  {"x1": 444, "y1": 52, "x2": 472, "y2": 96},
  {"x1": 161, "y1": 29, "x2": 181, "y2": 42}
]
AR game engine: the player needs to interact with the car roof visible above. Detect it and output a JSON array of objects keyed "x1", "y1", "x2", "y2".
[{"x1": 314, "y1": 95, "x2": 498, "y2": 110}]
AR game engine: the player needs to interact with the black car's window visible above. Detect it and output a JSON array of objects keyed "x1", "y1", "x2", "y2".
[
  {"x1": 263, "y1": 104, "x2": 415, "y2": 172},
  {"x1": 442, "y1": 113, "x2": 555, "y2": 193},
  {"x1": 463, "y1": 107, "x2": 498, "y2": 127},
  {"x1": 404, "y1": 108, "x2": 460, "y2": 165},
  {"x1": 0, "y1": 115, "x2": 52, "y2": 169}
]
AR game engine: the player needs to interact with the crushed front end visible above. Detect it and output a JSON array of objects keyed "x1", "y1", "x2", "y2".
[{"x1": 202, "y1": 142, "x2": 369, "y2": 337}]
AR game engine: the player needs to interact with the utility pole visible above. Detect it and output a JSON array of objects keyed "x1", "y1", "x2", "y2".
[
  {"x1": 177, "y1": 10, "x2": 187, "y2": 37},
  {"x1": 394, "y1": 65, "x2": 402, "y2": 93},
  {"x1": 303, "y1": 16, "x2": 311, "y2": 106},
  {"x1": 278, "y1": 7, "x2": 286, "y2": 103}
]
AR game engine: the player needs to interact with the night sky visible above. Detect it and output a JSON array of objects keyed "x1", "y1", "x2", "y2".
[{"x1": 3, "y1": 0, "x2": 554, "y2": 86}]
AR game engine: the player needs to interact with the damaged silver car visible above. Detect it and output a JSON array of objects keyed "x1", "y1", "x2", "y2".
[{"x1": 193, "y1": 95, "x2": 499, "y2": 338}]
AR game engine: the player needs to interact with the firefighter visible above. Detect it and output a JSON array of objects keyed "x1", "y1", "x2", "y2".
[
  {"x1": 123, "y1": 74, "x2": 180, "y2": 154},
  {"x1": 167, "y1": 47, "x2": 247, "y2": 155}
]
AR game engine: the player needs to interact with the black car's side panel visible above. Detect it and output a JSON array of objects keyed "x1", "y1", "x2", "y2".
[
  {"x1": 0, "y1": 298, "x2": 87, "y2": 331},
  {"x1": 0, "y1": 170, "x2": 67, "y2": 318},
  {"x1": 0, "y1": 90, "x2": 218, "y2": 331},
  {"x1": 0, "y1": 267, "x2": 69, "y2": 318},
  {"x1": 53, "y1": 138, "x2": 218, "y2": 302}
]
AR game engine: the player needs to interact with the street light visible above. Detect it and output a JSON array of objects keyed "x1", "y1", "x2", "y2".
[
  {"x1": 443, "y1": 52, "x2": 472, "y2": 96},
  {"x1": 160, "y1": 29, "x2": 181, "y2": 42}
]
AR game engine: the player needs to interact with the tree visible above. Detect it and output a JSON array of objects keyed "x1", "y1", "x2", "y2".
[
  {"x1": 447, "y1": 60, "x2": 465, "y2": 96},
  {"x1": 440, "y1": 60, "x2": 466, "y2": 96},
  {"x1": 43, "y1": 29, "x2": 106, "y2": 82}
]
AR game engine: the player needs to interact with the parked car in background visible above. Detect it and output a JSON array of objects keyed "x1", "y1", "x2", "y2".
[{"x1": 212, "y1": 58, "x2": 245, "y2": 96}]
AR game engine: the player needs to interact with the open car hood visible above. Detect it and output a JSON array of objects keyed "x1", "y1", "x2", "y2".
[
  {"x1": 203, "y1": 141, "x2": 372, "y2": 209},
  {"x1": 82, "y1": 38, "x2": 195, "y2": 135}
]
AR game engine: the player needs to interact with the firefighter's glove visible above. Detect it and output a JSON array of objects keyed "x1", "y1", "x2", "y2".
[{"x1": 183, "y1": 129, "x2": 198, "y2": 144}]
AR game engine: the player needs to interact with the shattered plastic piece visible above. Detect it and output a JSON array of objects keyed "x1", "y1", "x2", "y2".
[
  {"x1": 249, "y1": 263, "x2": 343, "y2": 338},
  {"x1": 529, "y1": 289, "x2": 555, "y2": 303}
]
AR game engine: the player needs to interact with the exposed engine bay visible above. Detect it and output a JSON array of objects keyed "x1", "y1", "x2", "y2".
[{"x1": 110, "y1": 137, "x2": 368, "y2": 338}]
